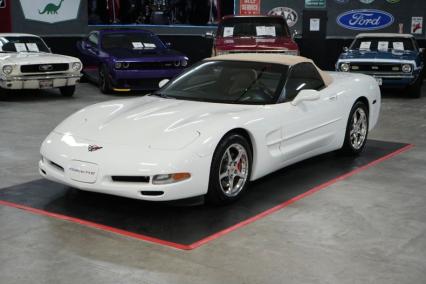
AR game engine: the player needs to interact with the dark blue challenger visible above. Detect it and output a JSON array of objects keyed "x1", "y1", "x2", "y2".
[{"x1": 336, "y1": 33, "x2": 424, "y2": 98}]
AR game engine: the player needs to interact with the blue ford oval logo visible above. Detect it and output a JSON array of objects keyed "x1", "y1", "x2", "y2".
[{"x1": 337, "y1": 9, "x2": 394, "y2": 31}]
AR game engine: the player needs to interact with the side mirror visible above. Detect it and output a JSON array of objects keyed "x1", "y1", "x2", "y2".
[
  {"x1": 158, "y1": 79, "x2": 170, "y2": 88},
  {"x1": 291, "y1": 89, "x2": 320, "y2": 106},
  {"x1": 343, "y1": 46, "x2": 349, "y2": 53},
  {"x1": 204, "y1": 31, "x2": 216, "y2": 39}
]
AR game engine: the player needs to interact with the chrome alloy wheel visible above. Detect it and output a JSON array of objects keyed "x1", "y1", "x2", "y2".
[
  {"x1": 350, "y1": 108, "x2": 368, "y2": 150},
  {"x1": 218, "y1": 143, "x2": 249, "y2": 197}
]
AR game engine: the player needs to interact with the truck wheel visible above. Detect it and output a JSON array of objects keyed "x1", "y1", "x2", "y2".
[{"x1": 60, "y1": 86, "x2": 76, "y2": 97}]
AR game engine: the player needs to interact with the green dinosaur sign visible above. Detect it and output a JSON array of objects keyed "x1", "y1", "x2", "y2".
[{"x1": 39, "y1": 0, "x2": 64, "y2": 15}]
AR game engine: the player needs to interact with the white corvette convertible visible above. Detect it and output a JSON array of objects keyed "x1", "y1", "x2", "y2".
[{"x1": 40, "y1": 54, "x2": 381, "y2": 204}]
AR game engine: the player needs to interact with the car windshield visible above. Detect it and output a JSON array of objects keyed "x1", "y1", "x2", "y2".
[
  {"x1": 218, "y1": 17, "x2": 290, "y2": 38},
  {"x1": 350, "y1": 37, "x2": 416, "y2": 52},
  {"x1": 101, "y1": 33, "x2": 164, "y2": 50},
  {"x1": 154, "y1": 60, "x2": 288, "y2": 105},
  {"x1": 0, "y1": 36, "x2": 50, "y2": 53}
]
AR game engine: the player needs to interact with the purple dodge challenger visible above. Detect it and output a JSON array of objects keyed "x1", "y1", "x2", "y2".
[{"x1": 77, "y1": 29, "x2": 188, "y2": 93}]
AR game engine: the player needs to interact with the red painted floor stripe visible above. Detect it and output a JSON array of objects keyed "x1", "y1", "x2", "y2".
[{"x1": 0, "y1": 144, "x2": 414, "y2": 251}]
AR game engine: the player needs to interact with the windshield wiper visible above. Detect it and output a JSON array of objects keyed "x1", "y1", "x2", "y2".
[{"x1": 150, "y1": 93, "x2": 175, "y2": 99}]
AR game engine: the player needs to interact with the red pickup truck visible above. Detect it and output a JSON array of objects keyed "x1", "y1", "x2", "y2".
[{"x1": 211, "y1": 15, "x2": 299, "y2": 56}]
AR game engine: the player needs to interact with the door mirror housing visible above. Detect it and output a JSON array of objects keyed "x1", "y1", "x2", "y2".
[
  {"x1": 158, "y1": 79, "x2": 170, "y2": 88},
  {"x1": 291, "y1": 89, "x2": 320, "y2": 106}
]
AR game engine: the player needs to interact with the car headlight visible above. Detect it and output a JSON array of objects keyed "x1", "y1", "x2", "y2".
[
  {"x1": 173, "y1": 60, "x2": 181, "y2": 67},
  {"x1": 2, "y1": 65, "x2": 13, "y2": 75},
  {"x1": 402, "y1": 64, "x2": 412, "y2": 73},
  {"x1": 114, "y1": 62, "x2": 122, "y2": 69},
  {"x1": 122, "y1": 62, "x2": 130, "y2": 69},
  {"x1": 72, "y1": 62, "x2": 82, "y2": 71},
  {"x1": 152, "y1": 173, "x2": 191, "y2": 185},
  {"x1": 340, "y1": 63, "x2": 350, "y2": 72},
  {"x1": 181, "y1": 59, "x2": 188, "y2": 67}
]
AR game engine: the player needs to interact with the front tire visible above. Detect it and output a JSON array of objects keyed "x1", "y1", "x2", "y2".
[
  {"x1": 59, "y1": 86, "x2": 75, "y2": 97},
  {"x1": 340, "y1": 101, "x2": 369, "y2": 155},
  {"x1": 99, "y1": 65, "x2": 112, "y2": 94},
  {"x1": 206, "y1": 133, "x2": 252, "y2": 205}
]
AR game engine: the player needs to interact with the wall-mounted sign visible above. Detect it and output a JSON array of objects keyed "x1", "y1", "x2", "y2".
[
  {"x1": 267, "y1": 7, "x2": 298, "y2": 27},
  {"x1": 310, "y1": 18, "x2": 320, "y2": 31},
  {"x1": 0, "y1": 0, "x2": 6, "y2": 8},
  {"x1": 239, "y1": 0, "x2": 261, "y2": 15},
  {"x1": 337, "y1": 9, "x2": 394, "y2": 31},
  {"x1": 411, "y1": 17, "x2": 423, "y2": 34},
  {"x1": 19, "y1": 0, "x2": 81, "y2": 24},
  {"x1": 359, "y1": 0, "x2": 375, "y2": 4},
  {"x1": 305, "y1": 0, "x2": 326, "y2": 9}
]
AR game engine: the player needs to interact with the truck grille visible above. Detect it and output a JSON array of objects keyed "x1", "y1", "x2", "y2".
[{"x1": 21, "y1": 63, "x2": 69, "y2": 73}]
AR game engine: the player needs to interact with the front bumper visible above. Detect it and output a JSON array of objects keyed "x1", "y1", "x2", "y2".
[
  {"x1": 110, "y1": 69, "x2": 184, "y2": 91},
  {"x1": 0, "y1": 73, "x2": 81, "y2": 90},
  {"x1": 39, "y1": 132, "x2": 211, "y2": 201}
]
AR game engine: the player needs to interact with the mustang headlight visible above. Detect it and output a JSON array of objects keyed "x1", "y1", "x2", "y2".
[
  {"x1": 2, "y1": 65, "x2": 13, "y2": 75},
  {"x1": 402, "y1": 64, "x2": 412, "y2": 73},
  {"x1": 72, "y1": 62, "x2": 82, "y2": 71},
  {"x1": 340, "y1": 63, "x2": 350, "y2": 72},
  {"x1": 152, "y1": 173, "x2": 191, "y2": 185}
]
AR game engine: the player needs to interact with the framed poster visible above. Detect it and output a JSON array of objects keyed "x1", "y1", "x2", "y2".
[
  {"x1": 305, "y1": 0, "x2": 326, "y2": 9},
  {"x1": 240, "y1": 0, "x2": 261, "y2": 15},
  {"x1": 411, "y1": 17, "x2": 423, "y2": 34}
]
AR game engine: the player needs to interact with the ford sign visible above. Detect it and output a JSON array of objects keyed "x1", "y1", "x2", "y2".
[{"x1": 337, "y1": 9, "x2": 394, "y2": 31}]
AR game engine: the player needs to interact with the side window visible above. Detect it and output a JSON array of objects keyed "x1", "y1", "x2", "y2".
[
  {"x1": 281, "y1": 62, "x2": 325, "y2": 102},
  {"x1": 87, "y1": 33, "x2": 99, "y2": 46}
]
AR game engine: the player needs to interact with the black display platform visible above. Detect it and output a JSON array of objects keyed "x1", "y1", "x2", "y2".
[{"x1": 0, "y1": 140, "x2": 412, "y2": 250}]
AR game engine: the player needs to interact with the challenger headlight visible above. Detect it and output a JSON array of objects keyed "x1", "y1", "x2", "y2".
[
  {"x1": 122, "y1": 62, "x2": 130, "y2": 69},
  {"x1": 402, "y1": 64, "x2": 412, "y2": 73},
  {"x1": 2, "y1": 65, "x2": 13, "y2": 75},
  {"x1": 340, "y1": 63, "x2": 350, "y2": 72},
  {"x1": 72, "y1": 62, "x2": 82, "y2": 71},
  {"x1": 114, "y1": 62, "x2": 122, "y2": 69},
  {"x1": 152, "y1": 173, "x2": 191, "y2": 185},
  {"x1": 173, "y1": 60, "x2": 181, "y2": 67},
  {"x1": 181, "y1": 59, "x2": 188, "y2": 67}
]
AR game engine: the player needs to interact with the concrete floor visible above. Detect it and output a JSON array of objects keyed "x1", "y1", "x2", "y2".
[{"x1": 0, "y1": 84, "x2": 425, "y2": 284}]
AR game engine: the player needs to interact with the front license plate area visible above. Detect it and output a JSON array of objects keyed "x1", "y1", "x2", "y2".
[
  {"x1": 375, "y1": 77, "x2": 383, "y2": 86},
  {"x1": 39, "y1": 80, "x2": 53, "y2": 89},
  {"x1": 68, "y1": 161, "x2": 99, "y2": 183}
]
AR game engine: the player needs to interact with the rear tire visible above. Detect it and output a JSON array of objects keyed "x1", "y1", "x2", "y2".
[
  {"x1": 340, "y1": 101, "x2": 369, "y2": 155},
  {"x1": 206, "y1": 133, "x2": 252, "y2": 205},
  {"x1": 59, "y1": 86, "x2": 75, "y2": 97},
  {"x1": 99, "y1": 65, "x2": 112, "y2": 94}
]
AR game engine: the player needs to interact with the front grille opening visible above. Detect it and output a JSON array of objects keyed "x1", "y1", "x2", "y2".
[
  {"x1": 141, "y1": 191, "x2": 164, "y2": 196},
  {"x1": 111, "y1": 176, "x2": 150, "y2": 183},
  {"x1": 49, "y1": 161, "x2": 64, "y2": 172}
]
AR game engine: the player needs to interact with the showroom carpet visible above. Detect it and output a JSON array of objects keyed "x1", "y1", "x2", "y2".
[{"x1": 0, "y1": 140, "x2": 412, "y2": 250}]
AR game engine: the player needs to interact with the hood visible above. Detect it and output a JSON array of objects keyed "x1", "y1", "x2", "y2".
[
  {"x1": 105, "y1": 48, "x2": 185, "y2": 60},
  {"x1": 0, "y1": 52, "x2": 79, "y2": 65},
  {"x1": 340, "y1": 49, "x2": 417, "y2": 61},
  {"x1": 54, "y1": 96, "x2": 254, "y2": 150},
  {"x1": 215, "y1": 36, "x2": 298, "y2": 51}
]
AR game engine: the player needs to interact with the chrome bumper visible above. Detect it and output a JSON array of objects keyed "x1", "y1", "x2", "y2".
[{"x1": 0, "y1": 73, "x2": 82, "y2": 90}]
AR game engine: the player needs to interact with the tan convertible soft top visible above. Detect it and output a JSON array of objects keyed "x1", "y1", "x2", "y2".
[{"x1": 206, "y1": 53, "x2": 333, "y2": 86}]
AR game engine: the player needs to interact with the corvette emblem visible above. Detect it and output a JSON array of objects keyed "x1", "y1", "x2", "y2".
[{"x1": 88, "y1": 145, "x2": 103, "y2": 152}]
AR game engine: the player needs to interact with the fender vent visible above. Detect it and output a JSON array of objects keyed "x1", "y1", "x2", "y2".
[
  {"x1": 49, "y1": 161, "x2": 64, "y2": 172},
  {"x1": 141, "y1": 191, "x2": 164, "y2": 196},
  {"x1": 111, "y1": 176, "x2": 150, "y2": 183}
]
